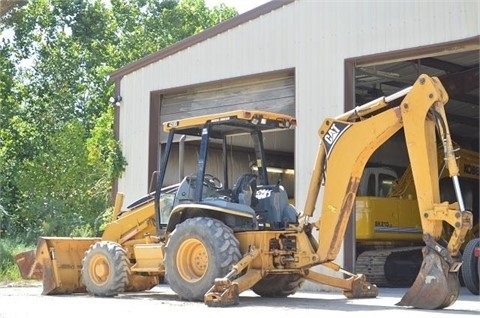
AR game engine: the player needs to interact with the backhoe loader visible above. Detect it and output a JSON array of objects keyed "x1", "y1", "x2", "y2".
[{"x1": 15, "y1": 74, "x2": 472, "y2": 310}]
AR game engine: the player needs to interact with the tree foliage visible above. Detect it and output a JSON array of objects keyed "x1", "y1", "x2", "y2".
[{"x1": 0, "y1": 0, "x2": 237, "y2": 241}]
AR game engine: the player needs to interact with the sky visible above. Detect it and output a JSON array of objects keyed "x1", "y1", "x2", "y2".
[{"x1": 204, "y1": 0, "x2": 271, "y2": 14}]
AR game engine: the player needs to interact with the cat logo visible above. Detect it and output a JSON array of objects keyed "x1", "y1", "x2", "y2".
[
  {"x1": 165, "y1": 120, "x2": 179, "y2": 128},
  {"x1": 324, "y1": 123, "x2": 341, "y2": 145},
  {"x1": 323, "y1": 121, "x2": 351, "y2": 157}
]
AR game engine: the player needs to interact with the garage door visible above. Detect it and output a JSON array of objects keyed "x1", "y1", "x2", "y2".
[{"x1": 158, "y1": 71, "x2": 295, "y2": 143}]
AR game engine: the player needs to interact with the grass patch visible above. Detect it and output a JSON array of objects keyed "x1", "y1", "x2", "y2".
[{"x1": 0, "y1": 238, "x2": 34, "y2": 282}]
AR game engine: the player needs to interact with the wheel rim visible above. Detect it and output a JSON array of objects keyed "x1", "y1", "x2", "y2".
[
  {"x1": 176, "y1": 238, "x2": 208, "y2": 282},
  {"x1": 89, "y1": 254, "x2": 110, "y2": 285}
]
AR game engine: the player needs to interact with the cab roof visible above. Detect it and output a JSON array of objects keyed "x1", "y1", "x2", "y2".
[{"x1": 162, "y1": 110, "x2": 296, "y2": 139}]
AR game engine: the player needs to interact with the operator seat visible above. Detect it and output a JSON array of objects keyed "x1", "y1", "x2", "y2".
[
  {"x1": 231, "y1": 173, "x2": 258, "y2": 207},
  {"x1": 254, "y1": 184, "x2": 298, "y2": 229}
]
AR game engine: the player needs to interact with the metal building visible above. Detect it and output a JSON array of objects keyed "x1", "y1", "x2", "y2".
[{"x1": 109, "y1": 0, "x2": 479, "y2": 285}]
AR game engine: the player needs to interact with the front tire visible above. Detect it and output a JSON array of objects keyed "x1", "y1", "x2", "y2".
[
  {"x1": 252, "y1": 274, "x2": 305, "y2": 298},
  {"x1": 165, "y1": 217, "x2": 241, "y2": 301},
  {"x1": 81, "y1": 241, "x2": 130, "y2": 297}
]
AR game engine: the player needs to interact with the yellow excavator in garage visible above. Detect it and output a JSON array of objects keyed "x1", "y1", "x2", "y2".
[
  {"x1": 15, "y1": 74, "x2": 472, "y2": 310},
  {"x1": 355, "y1": 145, "x2": 479, "y2": 287}
]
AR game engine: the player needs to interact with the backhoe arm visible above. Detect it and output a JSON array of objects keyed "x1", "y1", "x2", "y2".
[
  {"x1": 400, "y1": 77, "x2": 472, "y2": 253},
  {"x1": 303, "y1": 74, "x2": 472, "y2": 309},
  {"x1": 396, "y1": 76, "x2": 473, "y2": 309},
  {"x1": 303, "y1": 88, "x2": 406, "y2": 262}
]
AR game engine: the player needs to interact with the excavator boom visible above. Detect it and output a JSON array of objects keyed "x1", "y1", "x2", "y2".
[{"x1": 304, "y1": 75, "x2": 472, "y2": 309}]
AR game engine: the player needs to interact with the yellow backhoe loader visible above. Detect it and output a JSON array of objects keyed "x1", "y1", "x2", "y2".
[{"x1": 15, "y1": 74, "x2": 472, "y2": 310}]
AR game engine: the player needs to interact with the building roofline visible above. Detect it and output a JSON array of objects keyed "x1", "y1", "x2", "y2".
[{"x1": 109, "y1": 0, "x2": 295, "y2": 82}]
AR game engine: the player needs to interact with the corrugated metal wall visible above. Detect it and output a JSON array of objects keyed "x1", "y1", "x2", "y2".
[{"x1": 118, "y1": 0, "x2": 478, "y2": 205}]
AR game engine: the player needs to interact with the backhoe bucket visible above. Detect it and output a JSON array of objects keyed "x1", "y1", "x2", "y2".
[
  {"x1": 15, "y1": 237, "x2": 100, "y2": 295},
  {"x1": 396, "y1": 247, "x2": 459, "y2": 309}
]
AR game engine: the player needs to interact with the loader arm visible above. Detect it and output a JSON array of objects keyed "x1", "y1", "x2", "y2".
[{"x1": 303, "y1": 74, "x2": 472, "y2": 309}]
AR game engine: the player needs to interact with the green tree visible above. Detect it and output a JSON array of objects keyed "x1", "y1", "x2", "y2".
[{"x1": 0, "y1": 0, "x2": 237, "y2": 241}]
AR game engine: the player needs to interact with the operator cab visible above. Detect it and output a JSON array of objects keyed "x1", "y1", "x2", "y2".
[{"x1": 153, "y1": 110, "x2": 298, "y2": 233}]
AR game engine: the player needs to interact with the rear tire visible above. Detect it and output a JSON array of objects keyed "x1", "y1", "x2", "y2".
[
  {"x1": 81, "y1": 241, "x2": 130, "y2": 297},
  {"x1": 165, "y1": 217, "x2": 241, "y2": 301},
  {"x1": 461, "y1": 238, "x2": 480, "y2": 295},
  {"x1": 252, "y1": 274, "x2": 305, "y2": 297}
]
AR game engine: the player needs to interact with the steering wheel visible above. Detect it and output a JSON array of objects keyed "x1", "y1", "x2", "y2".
[{"x1": 203, "y1": 174, "x2": 223, "y2": 190}]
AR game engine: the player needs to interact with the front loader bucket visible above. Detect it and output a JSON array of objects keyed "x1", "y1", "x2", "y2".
[
  {"x1": 14, "y1": 250, "x2": 42, "y2": 280},
  {"x1": 15, "y1": 237, "x2": 100, "y2": 295},
  {"x1": 396, "y1": 247, "x2": 459, "y2": 309}
]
